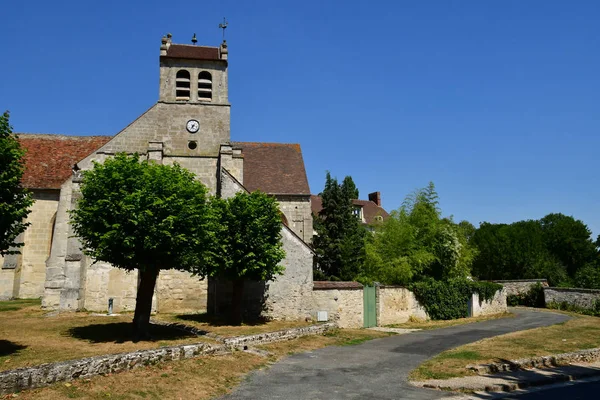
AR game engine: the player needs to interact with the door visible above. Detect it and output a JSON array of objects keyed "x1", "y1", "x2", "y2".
[{"x1": 363, "y1": 285, "x2": 377, "y2": 327}]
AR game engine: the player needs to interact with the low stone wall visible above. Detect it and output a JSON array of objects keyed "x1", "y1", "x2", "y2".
[
  {"x1": 468, "y1": 347, "x2": 600, "y2": 374},
  {"x1": 312, "y1": 282, "x2": 363, "y2": 328},
  {"x1": 492, "y1": 279, "x2": 548, "y2": 296},
  {"x1": 376, "y1": 286, "x2": 428, "y2": 325},
  {"x1": 0, "y1": 342, "x2": 225, "y2": 395},
  {"x1": 470, "y1": 289, "x2": 507, "y2": 317},
  {"x1": 223, "y1": 323, "x2": 335, "y2": 349},
  {"x1": 544, "y1": 287, "x2": 600, "y2": 309}
]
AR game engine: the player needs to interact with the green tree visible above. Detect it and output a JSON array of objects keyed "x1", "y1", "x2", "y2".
[
  {"x1": 361, "y1": 182, "x2": 475, "y2": 285},
  {"x1": 0, "y1": 111, "x2": 34, "y2": 256},
  {"x1": 312, "y1": 173, "x2": 367, "y2": 281},
  {"x1": 70, "y1": 153, "x2": 215, "y2": 340},
  {"x1": 202, "y1": 191, "x2": 285, "y2": 324},
  {"x1": 540, "y1": 213, "x2": 597, "y2": 277},
  {"x1": 471, "y1": 220, "x2": 568, "y2": 286}
]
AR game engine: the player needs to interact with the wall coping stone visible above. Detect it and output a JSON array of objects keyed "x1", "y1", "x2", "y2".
[
  {"x1": 313, "y1": 281, "x2": 363, "y2": 290},
  {"x1": 492, "y1": 279, "x2": 548, "y2": 283},
  {"x1": 467, "y1": 347, "x2": 600, "y2": 374},
  {"x1": 545, "y1": 287, "x2": 600, "y2": 294}
]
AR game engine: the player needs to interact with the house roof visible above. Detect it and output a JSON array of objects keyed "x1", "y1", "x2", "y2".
[
  {"x1": 233, "y1": 142, "x2": 311, "y2": 195},
  {"x1": 162, "y1": 44, "x2": 221, "y2": 61},
  {"x1": 17, "y1": 134, "x2": 111, "y2": 189},
  {"x1": 310, "y1": 195, "x2": 390, "y2": 225}
]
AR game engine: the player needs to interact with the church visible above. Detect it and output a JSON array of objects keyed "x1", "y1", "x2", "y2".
[{"x1": 0, "y1": 35, "x2": 316, "y2": 320}]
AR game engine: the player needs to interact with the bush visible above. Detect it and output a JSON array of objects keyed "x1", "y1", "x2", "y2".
[
  {"x1": 506, "y1": 283, "x2": 545, "y2": 308},
  {"x1": 546, "y1": 299, "x2": 600, "y2": 317},
  {"x1": 410, "y1": 279, "x2": 503, "y2": 320}
]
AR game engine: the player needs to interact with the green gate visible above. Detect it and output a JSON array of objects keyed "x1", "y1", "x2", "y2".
[{"x1": 363, "y1": 285, "x2": 377, "y2": 327}]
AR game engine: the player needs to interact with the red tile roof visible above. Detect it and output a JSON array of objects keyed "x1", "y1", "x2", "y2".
[
  {"x1": 17, "y1": 134, "x2": 111, "y2": 189},
  {"x1": 311, "y1": 195, "x2": 390, "y2": 225},
  {"x1": 233, "y1": 142, "x2": 311, "y2": 195},
  {"x1": 313, "y1": 281, "x2": 363, "y2": 290},
  {"x1": 162, "y1": 44, "x2": 221, "y2": 61}
]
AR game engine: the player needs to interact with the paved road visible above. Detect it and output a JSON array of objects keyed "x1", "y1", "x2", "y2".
[{"x1": 220, "y1": 309, "x2": 570, "y2": 400}]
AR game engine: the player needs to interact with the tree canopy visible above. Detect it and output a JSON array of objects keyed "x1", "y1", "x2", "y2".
[
  {"x1": 470, "y1": 213, "x2": 599, "y2": 286},
  {"x1": 312, "y1": 173, "x2": 367, "y2": 281},
  {"x1": 0, "y1": 111, "x2": 33, "y2": 256},
  {"x1": 360, "y1": 182, "x2": 477, "y2": 285},
  {"x1": 70, "y1": 153, "x2": 215, "y2": 338},
  {"x1": 200, "y1": 191, "x2": 285, "y2": 323}
]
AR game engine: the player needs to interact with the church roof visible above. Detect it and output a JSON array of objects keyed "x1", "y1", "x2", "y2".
[
  {"x1": 17, "y1": 134, "x2": 112, "y2": 189},
  {"x1": 162, "y1": 44, "x2": 221, "y2": 61},
  {"x1": 310, "y1": 195, "x2": 390, "y2": 225},
  {"x1": 233, "y1": 142, "x2": 311, "y2": 195}
]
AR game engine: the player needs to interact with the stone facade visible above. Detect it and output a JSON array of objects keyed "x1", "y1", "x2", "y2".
[
  {"x1": 276, "y1": 195, "x2": 313, "y2": 243},
  {"x1": 312, "y1": 285, "x2": 364, "y2": 328},
  {"x1": 469, "y1": 289, "x2": 507, "y2": 317},
  {"x1": 376, "y1": 286, "x2": 429, "y2": 325},
  {"x1": 544, "y1": 287, "x2": 600, "y2": 309},
  {"x1": 0, "y1": 190, "x2": 59, "y2": 300},
  {"x1": 492, "y1": 279, "x2": 549, "y2": 296}
]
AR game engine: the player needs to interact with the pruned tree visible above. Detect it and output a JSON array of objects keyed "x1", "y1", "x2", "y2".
[
  {"x1": 69, "y1": 153, "x2": 215, "y2": 340},
  {"x1": 0, "y1": 111, "x2": 34, "y2": 256},
  {"x1": 313, "y1": 173, "x2": 367, "y2": 281},
  {"x1": 201, "y1": 191, "x2": 285, "y2": 324}
]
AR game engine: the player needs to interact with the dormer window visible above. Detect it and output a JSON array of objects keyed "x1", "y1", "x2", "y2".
[
  {"x1": 353, "y1": 206, "x2": 363, "y2": 221},
  {"x1": 175, "y1": 70, "x2": 191, "y2": 100},
  {"x1": 198, "y1": 71, "x2": 212, "y2": 101}
]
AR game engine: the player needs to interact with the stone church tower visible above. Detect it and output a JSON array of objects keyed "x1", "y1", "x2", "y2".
[{"x1": 1, "y1": 35, "x2": 315, "y2": 320}]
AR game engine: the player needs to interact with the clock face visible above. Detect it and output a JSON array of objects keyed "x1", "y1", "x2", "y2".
[{"x1": 186, "y1": 119, "x2": 199, "y2": 133}]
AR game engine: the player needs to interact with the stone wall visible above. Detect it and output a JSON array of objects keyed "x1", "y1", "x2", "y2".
[
  {"x1": 312, "y1": 284, "x2": 364, "y2": 328},
  {"x1": 0, "y1": 190, "x2": 59, "y2": 300},
  {"x1": 544, "y1": 287, "x2": 600, "y2": 309},
  {"x1": 469, "y1": 288, "x2": 507, "y2": 317},
  {"x1": 492, "y1": 279, "x2": 549, "y2": 296},
  {"x1": 376, "y1": 286, "x2": 429, "y2": 325},
  {"x1": 276, "y1": 195, "x2": 313, "y2": 243}
]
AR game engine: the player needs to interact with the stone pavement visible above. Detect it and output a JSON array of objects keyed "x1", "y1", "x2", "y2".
[{"x1": 220, "y1": 309, "x2": 570, "y2": 400}]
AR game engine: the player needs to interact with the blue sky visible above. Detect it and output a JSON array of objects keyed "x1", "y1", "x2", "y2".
[{"x1": 1, "y1": 1, "x2": 598, "y2": 237}]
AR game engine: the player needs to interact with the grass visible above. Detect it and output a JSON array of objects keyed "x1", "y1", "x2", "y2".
[
  {"x1": 14, "y1": 328, "x2": 392, "y2": 399},
  {"x1": 389, "y1": 312, "x2": 514, "y2": 330},
  {"x1": 410, "y1": 312, "x2": 600, "y2": 381},
  {"x1": 0, "y1": 299, "x2": 207, "y2": 371}
]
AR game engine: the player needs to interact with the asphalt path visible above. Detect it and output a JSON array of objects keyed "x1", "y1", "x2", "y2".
[{"x1": 220, "y1": 309, "x2": 570, "y2": 400}]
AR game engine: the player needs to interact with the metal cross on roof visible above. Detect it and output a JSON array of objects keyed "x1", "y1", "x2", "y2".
[{"x1": 219, "y1": 17, "x2": 228, "y2": 40}]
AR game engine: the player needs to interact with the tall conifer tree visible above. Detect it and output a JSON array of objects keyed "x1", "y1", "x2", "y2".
[{"x1": 313, "y1": 172, "x2": 366, "y2": 281}]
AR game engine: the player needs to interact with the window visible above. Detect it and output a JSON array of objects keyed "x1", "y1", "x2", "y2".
[
  {"x1": 198, "y1": 71, "x2": 212, "y2": 101},
  {"x1": 176, "y1": 70, "x2": 191, "y2": 100},
  {"x1": 353, "y1": 206, "x2": 363, "y2": 220}
]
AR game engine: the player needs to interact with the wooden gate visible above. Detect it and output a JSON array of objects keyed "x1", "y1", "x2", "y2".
[{"x1": 363, "y1": 285, "x2": 377, "y2": 327}]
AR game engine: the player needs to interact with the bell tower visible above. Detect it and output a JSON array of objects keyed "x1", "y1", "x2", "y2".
[{"x1": 159, "y1": 34, "x2": 229, "y2": 104}]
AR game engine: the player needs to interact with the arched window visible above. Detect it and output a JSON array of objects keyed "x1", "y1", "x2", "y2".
[
  {"x1": 198, "y1": 71, "x2": 212, "y2": 101},
  {"x1": 175, "y1": 70, "x2": 190, "y2": 100}
]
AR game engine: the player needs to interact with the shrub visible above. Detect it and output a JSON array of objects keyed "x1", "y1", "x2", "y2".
[
  {"x1": 546, "y1": 299, "x2": 600, "y2": 317},
  {"x1": 410, "y1": 279, "x2": 502, "y2": 320},
  {"x1": 506, "y1": 283, "x2": 545, "y2": 308}
]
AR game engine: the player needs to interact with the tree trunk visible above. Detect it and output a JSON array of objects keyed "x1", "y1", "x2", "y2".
[
  {"x1": 133, "y1": 268, "x2": 159, "y2": 341},
  {"x1": 230, "y1": 279, "x2": 245, "y2": 325}
]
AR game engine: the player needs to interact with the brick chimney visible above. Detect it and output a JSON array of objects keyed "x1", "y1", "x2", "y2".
[{"x1": 368, "y1": 191, "x2": 381, "y2": 207}]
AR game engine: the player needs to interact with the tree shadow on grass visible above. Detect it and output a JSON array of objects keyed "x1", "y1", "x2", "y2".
[
  {"x1": 176, "y1": 312, "x2": 269, "y2": 327},
  {"x1": 0, "y1": 340, "x2": 27, "y2": 357},
  {"x1": 67, "y1": 322, "x2": 197, "y2": 344}
]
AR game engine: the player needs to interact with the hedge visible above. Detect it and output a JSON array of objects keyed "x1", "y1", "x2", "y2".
[{"x1": 409, "y1": 279, "x2": 502, "y2": 320}]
